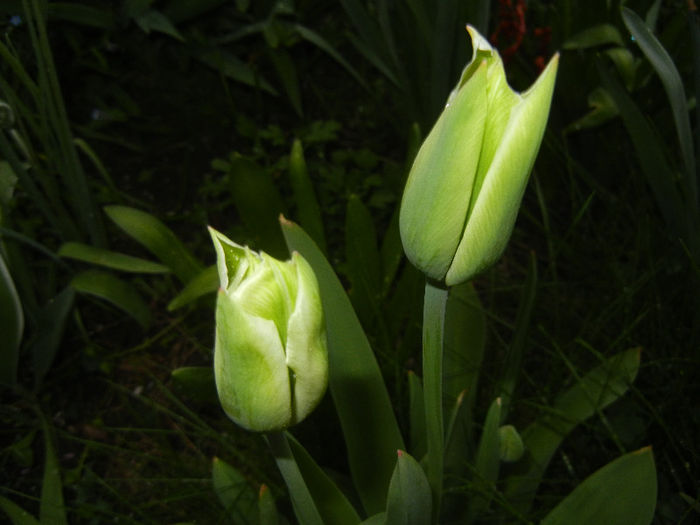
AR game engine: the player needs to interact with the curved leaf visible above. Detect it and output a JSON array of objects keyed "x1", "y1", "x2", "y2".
[
  {"x1": 167, "y1": 264, "x2": 218, "y2": 311},
  {"x1": 541, "y1": 448, "x2": 657, "y2": 525},
  {"x1": 104, "y1": 205, "x2": 202, "y2": 283},
  {"x1": 59, "y1": 242, "x2": 170, "y2": 273},
  {"x1": 71, "y1": 270, "x2": 150, "y2": 329},
  {"x1": 505, "y1": 347, "x2": 641, "y2": 512}
]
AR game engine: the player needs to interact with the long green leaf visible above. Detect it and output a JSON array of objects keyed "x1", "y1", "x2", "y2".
[
  {"x1": 505, "y1": 347, "x2": 641, "y2": 512},
  {"x1": 408, "y1": 371, "x2": 426, "y2": 460},
  {"x1": 58, "y1": 242, "x2": 170, "y2": 273},
  {"x1": 258, "y1": 484, "x2": 280, "y2": 525},
  {"x1": 286, "y1": 433, "x2": 362, "y2": 525},
  {"x1": 265, "y1": 432, "x2": 324, "y2": 525},
  {"x1": 622, "y1": 7, "x2": 696, "y2": 203},
  {"x1": 171, "y1": 366, "x2": 218, "y2": 405},
  {"x1": 211, "y1": 457, "x2": 258, "y2": 523},
  {"x1": 70, "y1": 270, "x2": 150, "y2": 329},
  {"x1": 597, "y1": 60, "x2": 686, "y2": 240},
  {"x1": 562, "y1": 24, "x2": 624, "y2": 50},
  {"x1": 541, "y1": 448, "x2": 657, "y2": 525},
  {"x1": 0, "y1": 251, "x2": 23, "y2": 386},
  {"x1": 385, "y1": 450, "x2": 432, "y2": 525},
  {"x1": 0, "y1": 497, "x2": 40, "y2": 525},
  {"x1": 345, "y1": 194, "x2": 382, "y2": 326},
  {"x1": 39, "y1": 414, "x2": 67, "y2": 525},
  {"x1": 288, "y1": 139, "x2": 325, "y2": 252},
  {"x1": 470, "y1": 398, "x2": 502, "y2": 519},
  {"x1": 442, "y1": 281, "x2": 485, "y2": 473},
  {"x1": 104, "y1": 205, "x2": 202, "y2": 283},
  {"x1": 227, "y1": 157, "x2": 288, "y2": 258},
  {"x1": 167, "y1": 264, "x2": 218, "y2": 311},
  {"x1": 498, "y1": 251, "x2": 538, "y2": 420},
  {"x1": 281, "y1": 217, "x2": 404, "y2": 515},
  {"x1": 293, "y1": 24, "x2": 369, "y2": 91},
  {"x1": 30, "y1": 287, "x2": 74, "y2": 389}
]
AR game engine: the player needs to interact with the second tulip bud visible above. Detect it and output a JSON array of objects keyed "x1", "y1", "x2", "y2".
[{"x1": 400, "y1": 26, "x2": 559, "y2": 286}]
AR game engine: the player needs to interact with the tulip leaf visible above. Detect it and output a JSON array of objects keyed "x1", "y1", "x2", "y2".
[
  {"x1": 39, "y1": 414, "x2": 67, "y2": 525},
  {"x1": 345, "y1": 194, "x2": 382, "y2": 326},
  {"x1": 443, "y1": 281, "x2": 485, "y2": 418},
  {"x1": 227, "y1": 156, "x2": 288, "y2": 258},
  {"x1": 211, "y1": 457, "x2": 258, "y2": 522},
  {"x1": 565, "y1": 87, "x2": 619, "y2": 133},
  {"x1": 505, "y1": 347, "x2": 641, "y2": 512},
  {"x1": 285, "y1": 433, "x2": 362, "y2": 525},
  {"x1": 167, "y1": 264, "x2": 218, "y2": 311},
  {"x1": 104, "y1": 205, "x2": 202, "y2": 283},
  {"x1": 497, "y1": 251, "x2": 537, "y2": 421},
  {"x1": 379, "y1": 203, "x2": 403, "y2": 296},
  {"x1": 171, "y1": 366, "x2": 218, "y2": 405},
  {"x1": 562, "y1": 24, "x2": 624, "y2": 50},
  {"x1": 58, "y1": 242, "x2": 170, "y2": 273},
  {"x1": 541, "y1": 448, "x2": 657, "y2": 525},
  {"x1": 0, "y1": 496, "x2": 40, "y2": 525},
  {"x1": 622, "y1": 7, "x2": 696, "y2": 197},
  {"x1": 360, "y1": 513, "x2": 386, "y2": 525},
  {"x1": 281, "y1": 216, "x2": 405, "y2": 515},
  {"x1": 265, "y1": 432, "x2": 324, "y2": 525},
  {"x1": 258, "y1": 484, "x2": 281, "y2": 525},
  {"x1": 385, "y1": 450, "x2": 432, "y2": 525},
  {"x1": 70, "y1": 270, "x2": 150, "y2": 329},
  {"x1": 30, "y1": 287, "x2": 74, "y2": 388},
  {"x1": 0, "y1": 251, "x2": 23, "y2": 386},
  {"x1": 597, "y1": 60, "x2": 686, "y2": 241},
  {"x1": 470, "y1": 397, "x2": 502, "y2": 518},
  {"x1": 288, "y1": 139, "x2": 326, "y2": 252},
  {"x1": 408, "y1": 371, "x2": 426, "y2": 460}
]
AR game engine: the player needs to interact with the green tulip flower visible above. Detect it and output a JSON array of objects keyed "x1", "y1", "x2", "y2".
[
  {"x1": 400, "y1": 26, "x2": 559, "y2": 286},
  {"x1": 209, "y1": 227, "x2": 328, "y2": 432}
]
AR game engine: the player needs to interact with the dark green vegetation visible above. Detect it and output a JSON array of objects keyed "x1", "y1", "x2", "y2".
[{"x1": 1, "y1": 0, "x2": 698, "y2": 523}]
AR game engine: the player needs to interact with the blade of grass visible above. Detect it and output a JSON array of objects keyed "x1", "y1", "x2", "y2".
[
  {"x1": 0, "y1": 251, "x2": 22, "y2": 386},
  {"x1": 497, "y1": 251, "x2": 538, "y2": 420},
  {"x1": 38, "y1": 411, "x2": 68, "y2": 525},
  {"x1": 597, "y1": 59, "x2": 686, "y2": 240},
  {"x1": 622, "y1": 7, "x2": 696, "y2": 204},
  {"x1": 30, "y1": 287, "x2": 74, "y2": 389}
]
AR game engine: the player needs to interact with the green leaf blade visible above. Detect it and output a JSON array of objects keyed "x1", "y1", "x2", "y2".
[
  {"x1": 541, "y1": 448, "x2": 657, "y2": 525},
  {"x1": 281, "y1": 217, "x2": 405, "y2": 515}
]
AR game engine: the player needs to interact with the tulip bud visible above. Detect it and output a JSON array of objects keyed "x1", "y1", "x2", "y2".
[
  {"x1": 400, "y1": 26, "x2": 558, "y2": 286},
  {"x1": 209, "y1": 227, "x2": 328, "y2": 432}
]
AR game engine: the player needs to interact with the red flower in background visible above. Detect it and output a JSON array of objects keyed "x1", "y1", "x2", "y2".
[{"x1": 490, "y1": 0, "x2": 552, "y2": 72}]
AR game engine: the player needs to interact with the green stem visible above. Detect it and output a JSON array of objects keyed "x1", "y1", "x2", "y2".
[
  {"x1": 265, "y1": 431, "x2": 323, "y2": 525},
  {"x1": 423, "y1": 280, "x2": 449, "y2": 521}
]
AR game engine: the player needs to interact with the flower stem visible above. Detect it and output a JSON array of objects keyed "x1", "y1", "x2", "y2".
[{"x1": 422, "y1": 280, "x2": 449, "y2": 521}]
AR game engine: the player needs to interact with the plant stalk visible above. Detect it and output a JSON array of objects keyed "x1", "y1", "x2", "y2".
[{"x1": 422, "y1": 280, "x2": 449, "y2": 521}]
